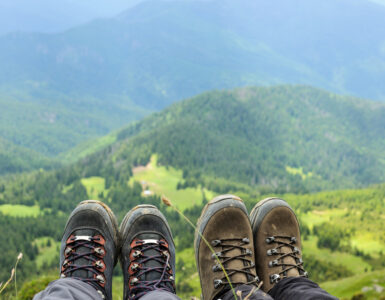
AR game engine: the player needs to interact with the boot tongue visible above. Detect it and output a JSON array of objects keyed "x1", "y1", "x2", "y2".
[
  {"x1": 281, "y1": 243, "x2": 299, "y2": 277},
  {"x1": 135, "y1": 233, "x2": 174, "y2": 293},
  {"x1": 225, "y1": 241, "x2": 248, "y2": 283},
  {"x1": 71, "y1": 229, "x2": 98, "y2": 279},
  {"x1": 136, "y1": 233, "x2": 164, "y2": 282}
]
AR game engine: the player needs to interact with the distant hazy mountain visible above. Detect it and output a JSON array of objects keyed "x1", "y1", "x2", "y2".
[
  {"x1": 0, "y1": 0, "x2": 384, "y2": 157},
  {"x1": 0, "y1": 0, "x2": 142, "y2": 35}
]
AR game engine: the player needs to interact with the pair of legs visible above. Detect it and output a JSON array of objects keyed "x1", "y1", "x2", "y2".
[{"x1": 34, "y1": 196, "x2": 337, "y2": 300}]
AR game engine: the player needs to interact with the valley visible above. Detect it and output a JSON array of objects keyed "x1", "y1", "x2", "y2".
[{"x1": 0, "y1": 86, "x2": 384, "y2": 300}]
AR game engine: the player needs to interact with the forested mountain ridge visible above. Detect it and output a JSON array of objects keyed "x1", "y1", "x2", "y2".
[
  {"x1": 2, "y1": 84, "x2": 384, "y2": 184},
  {"x1": 0, "y1": 137, "x2": 57, "y2": 175},
  {"x1": 110, "y1": 86, "x2": 385, "y2": 192},
  {"x1": 1, "y1": 0, "x2": 385, "y2": 160},
  {"x1": 0, "y1": 89, "x2": 148, "y2": 157}
]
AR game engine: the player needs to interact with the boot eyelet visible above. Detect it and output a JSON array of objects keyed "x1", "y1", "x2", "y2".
[
  {"x1": 211, "y1": 240, "x2": 221, "y2": 246},
  {"x1": 212, "y1": 264, "x2": 221, "y2": 272},
  {"x1": 267, "y1": 248, "x2": 278, "y2": 256},
  {"x1": 95, "y1": 274, "x2": 106, "y2": 287},
  {"x1": 270, "y1": 273, "x2": 280, "y2": 283},
  {"x1": 266, "y1": 236, "x2": 275, "y2": 244},
  {"x1": 94, "y1": 247, "x2": 106, "y2": 257},
  {"x1": 214, "y1": 279, "x2": 223, "y2": 289},
  {"x1": 95, "y1": 260, "x2": 104, "y2": 269},
  {"x1": 130, "y1": 277, "x2": 139, "y2": 285},
  {"x1": 63, "y1": 259, "x2": 69, "y2": 267},
  {"x1": 269, "y1": 259, "x2": 279, "y2": 267},
  {"x1": 64, "y1": 247, "x2": 73, "y2": 257},
  {"x1": 97, "y1": 290, "x2": 105, "y2": 299}
]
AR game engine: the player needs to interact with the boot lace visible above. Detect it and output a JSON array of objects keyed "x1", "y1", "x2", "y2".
[
  {"x1": 265, "y1": 235, "x2": 308, "y2": 284},
  {"x1": 61, "y1": 234, "x2": 107, "y2": 298},
  {"x1": 128, "y1": 238, "x2": 175, "y2": 300},
  {"x1": 211, "y1": 237, "x2": 259, "y2": 289}
]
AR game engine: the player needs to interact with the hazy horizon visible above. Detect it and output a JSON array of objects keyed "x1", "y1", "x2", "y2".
[{"x1": 1, "y1": 0, "x2": 385, "y2": 36}]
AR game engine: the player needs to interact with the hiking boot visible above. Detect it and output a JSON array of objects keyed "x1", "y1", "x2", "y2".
[
  {"x1": 195, "y1": 195, "x2": 259, "y2": 300},
  {"x1": 60, "y1": 200, "x2": 119, "y2": 300},
  {"x1": 250, "y1": 197, "x2": 308, "y2": 292},
  {"x1": 120, "y1": 205, "x2": 176, "y2": 300}
]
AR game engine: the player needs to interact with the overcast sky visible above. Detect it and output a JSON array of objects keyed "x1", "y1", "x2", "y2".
[{"x1": 369, "y1": 0, "x2": 385, "y2": 5}]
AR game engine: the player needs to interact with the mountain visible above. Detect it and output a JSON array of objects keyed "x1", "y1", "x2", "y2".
[
  {"x1": 110, "y1": 85, "x2": 385, "y2": 191},
  {"x1": 7, "y1": 85, "x2": 385, "y2": 199},
  {"x1": 0, "y1": 0, "x2": 142, "y2": 36},
  {"x1": 1, "y1": 0, "x2": 385, "y2": 159},
  {"x1": 0, "y1": 88, "x2": 148, "y2": 156},
  {"x1": 0, "y1": 137, "x2": 56, "y2": 175}
]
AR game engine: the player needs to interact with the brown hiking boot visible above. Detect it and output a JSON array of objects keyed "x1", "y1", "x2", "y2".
[
  {"x1": 250, "y1": 197, "x2": 308, "y2": 292},
  {"x1": 195, "y1": 195, "x2": 259, "y2": 300}
]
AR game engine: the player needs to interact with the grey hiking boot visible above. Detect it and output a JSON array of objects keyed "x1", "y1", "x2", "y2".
[
  {"x1": 120, "y1": 205, "x2": 176, "y2": 300},
  {"x1": 195, "y1": 195, "x2": 259, "y2": 300},
  {"x1": 250, "y1": 197, "x2": 308, "y2": 292},
  {"x1": 60, "y1": 200, "x2": 119, "y2": 300}
]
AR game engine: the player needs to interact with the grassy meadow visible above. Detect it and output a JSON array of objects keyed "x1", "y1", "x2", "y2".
[{"x1": 0, "y1": 204, "x2": 40, "y2": 217}]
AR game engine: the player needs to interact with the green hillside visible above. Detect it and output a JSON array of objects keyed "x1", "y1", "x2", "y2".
[
  {"x1": 114, "y1": 86, "x2": 385, "y2": 191},
  {"x1": 0, "y1": 137, "x2": 57, "y2": 175},
  {"x1": 1, "y1": 86, "x2": 384, "y2": 299},
  {"x1": 0, "y1": 89, "x2": 148, "y2": 157}
]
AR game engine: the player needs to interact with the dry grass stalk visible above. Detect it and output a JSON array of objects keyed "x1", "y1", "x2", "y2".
[
  {"x1": 0, "y1": 252, "x2": 23, "y2": 296},
  {"x1": 15, "y1": 252, "x2": 23, "y2": 298},
  {"x1": 0, "y1": 268, "x2": 15, "y2": 295},
  {"x1": 243, "y1": 286, "x2": 257, "y2": 300}
]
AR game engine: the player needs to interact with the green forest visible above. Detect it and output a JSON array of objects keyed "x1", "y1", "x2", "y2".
[{"x1": 1, "y1": 86, "x2": 384, "y2": 299}]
